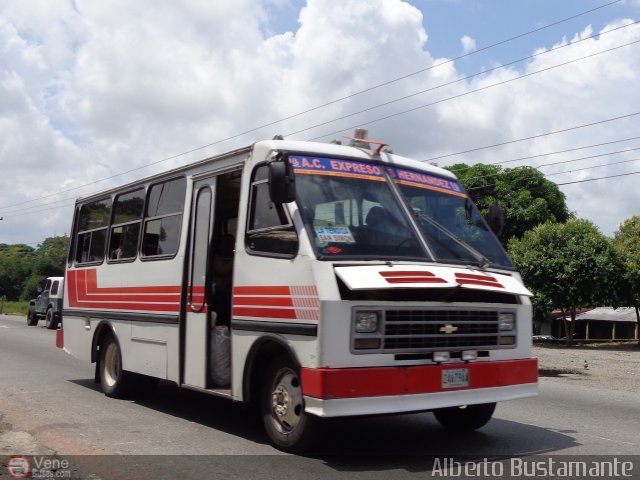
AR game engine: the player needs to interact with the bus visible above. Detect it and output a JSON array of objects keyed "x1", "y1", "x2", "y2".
[{"x1": 60, "y1": 134, "x2": 537, "y2": 452}]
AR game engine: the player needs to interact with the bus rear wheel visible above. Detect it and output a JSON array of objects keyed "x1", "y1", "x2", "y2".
[
  {"x1": 433, "y1": 402, "x2": 496, "y2": 431},
  {"x1": 261, "y1": 356, "x2": 319, "y2": 453},
  {"x1": 100, "y1": 334, "x2": 136, "y2": 398}
]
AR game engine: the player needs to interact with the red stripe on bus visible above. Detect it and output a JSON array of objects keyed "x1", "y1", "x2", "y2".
[
  {"x1": 380, "y1": 271, "x2": 447, "y2": 284},
  {"x1": 455, "y1": 273, "x2": 497, "y2": 281},
  {"x1": 233, "y1": 296, "x2": 294, "y2": 307},
  {"x1": 384, "y1": 277, "x2": 448, "y2": 284},
  {"x1": 67, "y1": 270, "x2": 184, "y2": 310},
  {"x1": 300, "y1": 358, "x2": 538, "y2": 399},
  {"x1": 76, "y1": 292, "x2": 182, "y2": 303},
  {"x1": 84, "y1": 269, "x2": 182, "y2": 294},
  {"x1": 380, "y1": 271, "x2": 437, "y2": 278},
  {"x1": 232, "y1": 307, "x2": 298, "y2": 320},
  {"x1": 83, "y1": 269, "x2": 184, "y2": 294},
  {"x1": 67, "y1": 301, "x2": 181, "y2": 312},
  {"x1": 455, "y1": 273, "x2": 504, "y2": 288},
  {"x1": 458, "y1": 279, "x2": 504, "y2": 288},
  {"x1": 233, "y1": 286, "x2": 291, "y2": 296}
]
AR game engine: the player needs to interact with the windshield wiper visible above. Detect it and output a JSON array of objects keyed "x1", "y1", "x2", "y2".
[{"x1": 414, "y1": 212, "x2": 490, "y2": 268}]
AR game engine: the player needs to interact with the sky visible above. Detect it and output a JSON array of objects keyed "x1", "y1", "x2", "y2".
[{"x1": 1, "y1": 0, "x2": 640, "y2": 247}]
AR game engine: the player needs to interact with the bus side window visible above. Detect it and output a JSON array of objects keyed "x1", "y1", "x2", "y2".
[
  {"x1": 75, "y1": 197, "x2": 112, "y2": 265},
  {"x1": 109, "y1": 188, "x2": 144, "y2": 261},
  {"x1": 141, "y1": 177, "x2": 186, "y2": 259},
  {"x1": 246, "y1": 165, "x2": 298, "y2": 257}
]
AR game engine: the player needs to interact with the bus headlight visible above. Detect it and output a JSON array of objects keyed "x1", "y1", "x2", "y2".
[
  {"x1": 498, "y1": 312, "x2": 515, "y2": 331},
  {"x1": 355, "y1": 311, "x2": 380, "y2": 333}
]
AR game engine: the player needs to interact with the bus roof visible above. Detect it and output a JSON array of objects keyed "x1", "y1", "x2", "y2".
[{"x1": 75, "y1": 138, "x2": 458, "y2": 204}]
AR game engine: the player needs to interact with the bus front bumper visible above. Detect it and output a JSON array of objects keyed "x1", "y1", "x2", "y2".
[{"x1": 301, "y1": 358, "x2": 538, "y2": 418}]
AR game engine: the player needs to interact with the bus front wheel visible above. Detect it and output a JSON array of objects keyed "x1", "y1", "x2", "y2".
[
  {"x1": 433, "y1": 402, "x2": 496, "y2": 431},
  {"x1": 261, "y1": 356, "x2": 319, "y2": 453}
]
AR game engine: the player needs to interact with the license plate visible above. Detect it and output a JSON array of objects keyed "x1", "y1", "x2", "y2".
[{"x1": 442, "y1": 368, "x2": 469, "y2": 388}]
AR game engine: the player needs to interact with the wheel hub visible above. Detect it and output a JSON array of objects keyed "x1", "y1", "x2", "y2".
[
  {"x1": 270, "y1": 371, "x2": 303, "y2": 432},
  {"x1": 272, "y1": 385, "x2": 290, "y2": 417}
]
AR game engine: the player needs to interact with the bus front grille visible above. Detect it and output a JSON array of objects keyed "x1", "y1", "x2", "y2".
[{"x1": 382, "y1": 309, "x2": 501, "y2": 352}]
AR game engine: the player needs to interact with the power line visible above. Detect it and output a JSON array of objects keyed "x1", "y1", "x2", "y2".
[
  {"x1": 5, "y1": 140, "x2": 640, "y2": 219},
  {"x1": 462, "y1": 158, "x2": 640, "y2": 190},
  {"x1": 459, "y1": 159, "x2": 640, "y2": 193},
  {"x1": 451, "y1": 146, "x2": 640, "y2": 183},
  {"x1": 0, "y1": 0, "x2": 625, "y2": 214},
  {"x1": 285, "y1": 21, "x2": 638, "y2": 139},
  {"x1": 5, "y1": 21, "x2": 638, "y2": 218},
  {"x1": 1, "y1": 202, "x2": 76, "y2": 219},
  {"x1": 556, "y1": 170, "x2": 640, "y2": 185},
  {"x1": 304, "y1": 39, "x2": 640, "y2": 142},
  {"x1": 83, "y1": 0, "x2": 623, "y2": 160},
  {"x1": 425, "y1": 111, "x2": 640, "y2": 164},
  {"x1": 485, "y1": 135, "x2": 640, "y2": 166},
  {"x1": 546, "y1": 157, "x2": 640, "y2": 177}
]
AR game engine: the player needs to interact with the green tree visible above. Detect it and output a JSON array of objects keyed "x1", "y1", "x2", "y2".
[
  {"x1": 509, "y1": 219, "x2": 623, "y2": 345},
  {"x1": 21, "y1": 236, "x2": 69, "y2": 300},
  {"x1": 448, "y1": 164, "x2": 570, "y2": 244},
  {"x1": 612, "y1": 216, "x2": 640, "y2": 345},
  {"x1": 0, "y1": 236, "x2": 69, "y2": 301},
  {"x1": 0, "y1": 244, "x2": 35, "y2": 300}
]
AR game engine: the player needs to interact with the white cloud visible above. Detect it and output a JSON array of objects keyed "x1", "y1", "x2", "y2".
[
  {"x1": 461, "y1": 35, "x2": 476, "y2": 54},
  {"x1": 0, "y1": 0, "x2": 639, "y2": 245}
]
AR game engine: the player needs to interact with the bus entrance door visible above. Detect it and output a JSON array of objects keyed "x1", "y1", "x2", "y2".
[{"x1": 183, "y1": 178, "x2": 216, "y2": 388}]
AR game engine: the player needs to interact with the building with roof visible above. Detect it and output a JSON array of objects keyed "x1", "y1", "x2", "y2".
[{"x1": 551, "y1": 307, "x2": 639, "y2": 341}]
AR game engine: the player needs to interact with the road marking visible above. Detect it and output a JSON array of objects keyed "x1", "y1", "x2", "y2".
[{"x1": 586, "y1": 434, "x2": 638, "y2": 446}]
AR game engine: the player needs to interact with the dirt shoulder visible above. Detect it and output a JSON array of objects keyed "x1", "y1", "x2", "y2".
[
  {"x1": 534, "y1": 343, "x2": 640, "y2": 393},
  {"x1": 0, "y1": 415, "x2": 55, "y2": 456}
]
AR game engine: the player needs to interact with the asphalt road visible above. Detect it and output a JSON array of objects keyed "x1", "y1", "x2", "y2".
[{"x1": 1, "y1": 313, "x2": 639, "y2": 479}]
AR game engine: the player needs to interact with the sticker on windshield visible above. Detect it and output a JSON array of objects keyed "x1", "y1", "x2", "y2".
[
  {"x1": 389, "y1": 168, "x2": 467, "y2": 198},
  {"x1": 314, "y1": 226, "x2": 356, "y2": 244},
  {"x1": 289, "y1": 155, "x2": 386, "y2": 182}
]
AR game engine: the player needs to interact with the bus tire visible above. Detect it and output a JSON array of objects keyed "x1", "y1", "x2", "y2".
[
  {"x1": 99, "y1": 334, "x2": 136, "y2": 398},
  {"x1": 27, "y1": 306, "x2": 38, "y2": 326},
  {"x1": 433, "y1": 402, "x2": 496, "y2": 431},
  {"x1": 261, "y1": 355, "x2": 319, "y2": 453},
  {"x1": 45, "y1": 308, "x2": 58, "y2": 329}
]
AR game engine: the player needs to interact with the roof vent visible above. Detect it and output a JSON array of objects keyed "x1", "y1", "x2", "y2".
[{"x1": 348, "y1": 128, "x2": 371, "y2": 150}]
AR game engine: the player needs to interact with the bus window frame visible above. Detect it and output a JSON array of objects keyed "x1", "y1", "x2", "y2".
[
  {"x1": 73, "y1": 196, "x2": 112, "y2": 267},
  {"x1": 245, "y1": 162, "x2": 298, "y2": 259},
  {"x1": 139, "y1": 175, "x2": 187, "y2": 262},
  {"x1": 107, "y1": 187, "x2": 146, "y2": 264}
]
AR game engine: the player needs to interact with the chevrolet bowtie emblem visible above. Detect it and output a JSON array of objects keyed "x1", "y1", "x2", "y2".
[{"x1": 439, "y1": 324, "x2": 459, "y2": 334}]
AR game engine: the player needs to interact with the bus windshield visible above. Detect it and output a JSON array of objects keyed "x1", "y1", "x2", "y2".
[
  {"x1": 291, "y1": 156, "x2": 424, "y2": 260},
  {"x1": 290, "y1": 155, "x2": 512, "y2": 268},
  {"x1": 389, "y1": 167, "x2": 512, "y2": 268}
]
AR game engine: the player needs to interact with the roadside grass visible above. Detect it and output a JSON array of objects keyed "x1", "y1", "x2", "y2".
[{"x1": 0, "y1": 300, "x2": 29, "y2": 316}]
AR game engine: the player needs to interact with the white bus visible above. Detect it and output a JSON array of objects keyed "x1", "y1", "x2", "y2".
[{"x1": 60, "y1": 134, "x2": 537, "y2": 452}]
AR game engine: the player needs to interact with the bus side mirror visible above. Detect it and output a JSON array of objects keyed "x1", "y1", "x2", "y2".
[
  {"x1": 269, "y1": 159, "x2": 296, "y2": 204},
  {"x1": 486, "y1": 203, "x2": 504, "y2": 236}
]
